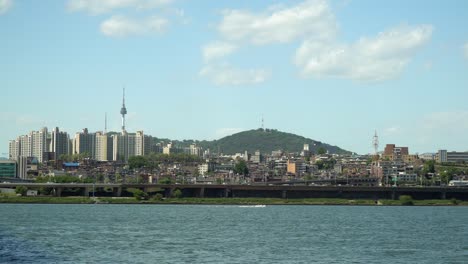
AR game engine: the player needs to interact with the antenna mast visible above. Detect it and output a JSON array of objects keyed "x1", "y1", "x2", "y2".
[
  {"x1": 261, "y1": 114, "x2": 264, "y2": 131},
  {"x1": 373, "y1": 130, "x2": 379, "y2": 155},
  {"x1": 105, "y1": 112, "x2": 107, "y2": 134}
]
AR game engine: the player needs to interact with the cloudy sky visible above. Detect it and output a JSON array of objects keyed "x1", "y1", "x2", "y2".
[{"x1": 1, "y1": 0, "x2": 467, "y2": 156}]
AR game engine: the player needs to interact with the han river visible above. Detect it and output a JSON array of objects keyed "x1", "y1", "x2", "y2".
[{"x1": 0, "y1": 204, "x2": 467, "y2": 263}]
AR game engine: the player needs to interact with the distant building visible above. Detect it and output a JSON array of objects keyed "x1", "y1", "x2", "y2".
[
  {"x1": 271, "y1": 150, "x2": 283, "y2": 158},
  {"x1": 31, "y1": 127, "x2": 48, "y2": 163},
  {"x1": 112, "y1": 131, "x2": 151, "y2": 161},
  {"x1": 287, "y1": 159, "x2": 306, "y2": 176},
  {"x1": 73, "y1": 128, "x2": 95, "y2": 158},
  {"x1": 9, "y1": 127, "x2": 49, "y2": 163},
  {"x1": 95, "y1": 132, "x2": 113, "y2": 161},
  {"x1": 419, "y1": 153, "x2": 436, "y2": 160},
  {"x1": 113, "y1": 131, "x2": 131, "y2": 161},
  {"x1": 185, "y1": 144, "x2": 202, "y2": 157},
  {"x1": 0, "y1": 160, "x2": 16, "y2": 178},
  {"x1": 50, "y1": 127, "x2": 70, "y2": 160},
  {"x1": 135, "y1": 131, "x2": 152, "y2": 156},
  {"x1": 301, "y1": 144, "x2": 312, "y2": 157},
  {"x1": 8, "y1": 139, "x2": 20, "y2": 161},
  {"x1": 251, "y1": 150, "x2": 263, "y2": 164},
  {"x1": 17, "y1": 157, "x2": 27, "y2": 179},
  {"x1": 383, "y1": 144, "x2": 409, "y2": 160},
  {"x1": 437, "y1": 150, "x2": 468, "y2": 163},
  {"x1": 162, "y1": 143, "x2": 183, "y2": 155},
  {"x1": 19, "y1": 134, "x2": 32, "y2": 158},
  {"x1": 198, "y1": 163, "x2": 209, "y2": 176}
]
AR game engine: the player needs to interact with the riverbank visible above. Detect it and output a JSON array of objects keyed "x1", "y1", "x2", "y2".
[{"x1": 0, "y1": 195, "x2": 467, "y2": 206}]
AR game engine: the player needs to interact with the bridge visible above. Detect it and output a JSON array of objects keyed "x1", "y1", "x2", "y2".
[{"x1": 1, "y1": 183, "x2": 468, "y2": 200}]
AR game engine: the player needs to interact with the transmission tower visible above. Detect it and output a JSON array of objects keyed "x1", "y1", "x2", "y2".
[
  {"x1": 261, "y1": 115, "x2": 264, "y2": 131},
  {"x1": 373, "y1": 130, "x2": 379, "y2": 155}
]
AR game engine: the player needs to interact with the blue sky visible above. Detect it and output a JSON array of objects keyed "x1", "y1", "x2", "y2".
[{"x1": 1, "y1": 0, "x2": 468, "y2": 156}]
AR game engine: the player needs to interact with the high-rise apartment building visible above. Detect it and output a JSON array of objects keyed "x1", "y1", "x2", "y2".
[
  {"x1": 95, "y1": 131, "x2": 113, "y2": 161},
  {"x1": 31, "y1": 127, "x2": 48, "y2": 163},
  {"x1": 73, "y1": 128, "x2": 95, "y2": 158},
  {"x1": 50, "y1": 127, "x2": 70, "y2": 160},
  {"x1": 18, "y1": 134, "x2": 32, "y2": 159},
  {"x1": 8, "y1": 139, "x2": 20, "y2": 161},
  {"x1": 135, "y1": 131, "x2": 151, "y2": 156},
  {"x1": 8, "y1": 127, "x2": 49, "y2": 163}
]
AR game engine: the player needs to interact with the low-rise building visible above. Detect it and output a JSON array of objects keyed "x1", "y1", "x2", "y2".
[
  {"x1": 0, "y1": 160, "x2": 16, "y2": 178},
  {"x1": 437, "y1": 150, "x2": 468, "y2": 163}
]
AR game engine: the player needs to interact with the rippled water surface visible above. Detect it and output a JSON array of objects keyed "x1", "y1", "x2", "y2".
[{"x1": 0, "y1": 204, "x2": 467, "y2": 263}]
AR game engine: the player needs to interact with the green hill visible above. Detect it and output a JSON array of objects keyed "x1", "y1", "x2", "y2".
[{"x1": 196, "y1": 128, "x2": 350, "y2": 155}]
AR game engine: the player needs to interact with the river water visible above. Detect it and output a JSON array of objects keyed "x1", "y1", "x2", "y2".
[{"x1": 0, "y1": 204, "x2": 467, "y2": 263}]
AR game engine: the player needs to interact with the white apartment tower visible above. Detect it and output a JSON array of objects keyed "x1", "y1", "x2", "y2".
[
  {"x1": 31, "y1": 127, "x2": 48, "y2": 163},
  {"x1": 8, "y1": 139, "x2": 20, "y2": 161},
  {"x1": 95, "y1": 131, "x2": 113, "y2": 161}
]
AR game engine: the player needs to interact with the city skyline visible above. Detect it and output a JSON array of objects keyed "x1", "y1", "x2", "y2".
[{"x1": 1, "y1": 0, "x2": 468, "y2": 156}]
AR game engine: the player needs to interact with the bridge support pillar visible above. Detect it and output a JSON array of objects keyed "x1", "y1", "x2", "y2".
[
  {"x1": 55, "y1": 187, "x2": 62, "y2": 197},
  {"x1": 224, "y1": 188, "x2": 230, "y2": 198},
  {"x1": 84, "y1": 187, "x2": 91, "y2": 197},
  {"x1": 113, "y1": 187, "x2": 122, "y2": 197},
  {"x1": 199, "y1": 187, "x2": 205, "y2": 198},
  {"x1": 282, "y1": 190, "x2": 287, "y2": 199},
  {"x1": 441, "y1": 191, "x2": 446, "y2": 200},
  {"x1": 165, "y1": 188, "x2": 174, "y2": 198},
  {"x1": 391, "y1": 190, "x2": 396, "y2": 200}
]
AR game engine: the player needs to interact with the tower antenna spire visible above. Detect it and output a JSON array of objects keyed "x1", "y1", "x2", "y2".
[
  {"x1": 261, "y1": 114, "x2": 264, "y2": 131},
  {"x1": 373, "y1": 130, "x2": 379, "y2": 155},
  {"x1": 120, "y1": 86, "x2": 127, "y2": 132},
  {"x1": 105, "y1": 112, "x2": 107, "y2": 134}
]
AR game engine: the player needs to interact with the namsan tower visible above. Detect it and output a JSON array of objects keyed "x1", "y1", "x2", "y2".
[{"x1": 120, "y1": 87, "x2": 127, "y2": 132}]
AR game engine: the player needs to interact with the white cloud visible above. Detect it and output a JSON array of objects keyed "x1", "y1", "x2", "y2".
[
  {"x1": 412, "y1": 111, "x2": 468, "y2": 151},
  {"x1": 423, "y1": 61, "x2": 433, "y2": 71},
  {"x1": 463, "y1": 42, "x2": 468, "y2": 60},
  {"x1": 100, "y1": 15, "x2": 168, "y2": 37},
  {"x1": 218, "y1": 0, "x2": 337, "y2": 45},
  {"x1": 0, "y1": 0, "x2": 12, "y2": 15},
  {"x1": 201, "y1": 0, "x2": 336, "y2": 85},
  {"x1": 422, "y1": 111, "x2": 468, "y2": 130},
  {"x1": 202, "y1": 42, "x2": 237, "y2": 62},
  {"x1": 200, "y1": 64, "x2": 270, "y2": 86},
  {"x1": 383, "y1": 126, "x2": 402, "y2": 135},
  {"x1": 202, "y1": 0, "x2": 432, "y2": 85},
  {"x1": 67, "y1": 0, "x2": 173, "y2": 15},
  {"x1": 294, "y1": 25, "x2": 433, "y2": 81}
]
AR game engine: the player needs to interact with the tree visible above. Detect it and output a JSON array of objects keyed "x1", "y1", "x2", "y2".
[
  {"x1": 158, "y1": 177, "x2": 173, "y2": 184},
  {"x1": 153, "y1": 193, "x2": 164, "y2": 201},
  {"x1": 15, "y1": 186, "x2": 28, "y2": 196},
  {"x1": 440, "y1": 167, "x2": 457, "y2": 184},
  {"x1": 128, "y1": 156, "x2": 148, "y2": 169},
  {"x1": 315, "y1": 160, "x2": 324, "y2": 170},
  {"x1": 132, "y1": 189, "x2": 149, "y2": 200},
  {"x1": 422, "y1": 160, "x2": 435, "y2": 175},
  {"x1": 172, "y1": 189, "x2": 182, "y2": 198},
  {"x1": 317, "y1": 147, "x2": 327, "y2": 155},
  {"x1": 234, "y1": 160, "x2": 249, "y2": 176},
  {"x1": 399, "y1": 195, "x2": 414, "y2": 206}
]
